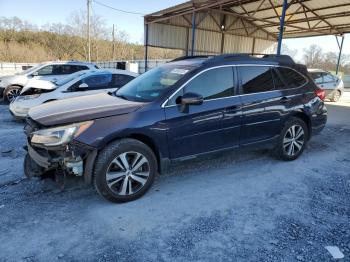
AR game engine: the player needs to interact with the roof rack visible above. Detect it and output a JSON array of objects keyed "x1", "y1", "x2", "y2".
[
  {"x1": 170, "y1": 53, "x2": 295, "y2": 65},
  {"x1": 170, "y1": 55, "x2": 212, "y2": 62},
  {"x1": 204, "y1": 53, "x2": 295, "y2": 64}
]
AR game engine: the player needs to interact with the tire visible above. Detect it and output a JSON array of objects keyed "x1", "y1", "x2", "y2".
[
  {"x1": 4, "y1": 85, "x2": 22, "y2": 103},
  {"x1": 93, "y1": 139, "x2": 157, "y2": 203},
  {"x1": 274, "y1": 117, "x2": 309, "y2": 161},
  {"x1": 24, "y1": 153, "x2": 45, "y2": 179},
  {"x1": 331, "y1": 90, "x2": 341, "y2": 102}
]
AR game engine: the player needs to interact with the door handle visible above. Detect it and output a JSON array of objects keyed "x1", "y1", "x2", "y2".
[
  {"x1": 280, "y1": 97, "x2": 291, "y2": 104},
  {"x1": 225, "y1": 105, "x2": 240, "y2": 111}
]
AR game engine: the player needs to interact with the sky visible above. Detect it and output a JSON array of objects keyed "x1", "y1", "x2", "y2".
[{"x1": 0, "y1": 0, "x2": 349, "y2": 61}]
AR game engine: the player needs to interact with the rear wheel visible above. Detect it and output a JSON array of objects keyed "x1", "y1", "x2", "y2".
[
  {"x1": 274, "y1": 117, "x2": 308, "y2": 161},
  {"x1": 331, "y1": 90, "x2": 341, "y2": 102},
  {"x1": 93, "y1": 139, "x2": 157, "y2": 203},
  {"x1": 4, "y1": 85, "x2": 22, "y2": 103}
]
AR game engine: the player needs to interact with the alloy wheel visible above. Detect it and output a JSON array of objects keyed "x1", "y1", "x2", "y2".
[
  {"x1": 7, "y1": 89, "x2": 21, "y2": 103},
  {"x1": 283, "y1": 124, "x2": 305, "y2": 156},
  {"x1": 105, "y1": 151, "x2": 150, "y2": 196},
  {"x1": 333, "y1": 91, "x2": 341, "y2": 102}
]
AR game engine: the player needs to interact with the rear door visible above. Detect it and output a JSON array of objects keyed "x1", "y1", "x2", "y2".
[
  {"x1": 238, "y1": 65, "x2": 280, "y2": 145},
  {"x1": 164, "y1": 66, "x2": 242, "y2": 159}
]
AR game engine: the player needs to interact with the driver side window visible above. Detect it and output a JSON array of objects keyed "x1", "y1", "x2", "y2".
[
  {"x1": 167, "y1": 67, "x2": 235, "y2": 106},
  {"x1": 69, "y1": 74, "x2": 113, "y2": 92},
  {"x1": 37, "y1": 65, "x2": 54, "y2": 76}
]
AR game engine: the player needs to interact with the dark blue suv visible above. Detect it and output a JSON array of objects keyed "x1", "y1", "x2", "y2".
[{"x1": 24, "y1": 54, "x2": 327, "y2": 202}]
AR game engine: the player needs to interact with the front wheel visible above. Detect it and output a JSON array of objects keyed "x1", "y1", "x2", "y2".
[
  {"x1": 274, "y1": 118, "x2": 308, "y2": 161},
  {"x1": 93, "y1": 139, "x2": 157, "y2": 203},
  {"x1": 4, "y1": 86, "x2": 22, "y2": 103},
  {"x1": 24, "y1": 153, "x2": 45, "y2": 179}
]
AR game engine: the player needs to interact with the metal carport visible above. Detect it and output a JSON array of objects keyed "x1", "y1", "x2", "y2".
[{"x1": 144, "y1": 0, "x2": 350, "y2": 71}]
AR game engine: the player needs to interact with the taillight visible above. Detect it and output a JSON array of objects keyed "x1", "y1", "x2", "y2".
[{"x1": 315, "y1": 88, "x2": 325, "y2": 101}]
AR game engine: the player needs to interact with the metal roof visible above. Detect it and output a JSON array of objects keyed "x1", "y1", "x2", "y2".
[{"x1": 145, "y1": 0, "x2": 350, "y2": 39}]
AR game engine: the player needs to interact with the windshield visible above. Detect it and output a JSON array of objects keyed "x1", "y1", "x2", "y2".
[
  {"x1": 16, "y1": 64, "x2": 43, "y2": 75},
  {"x1": 115, "y1": 64, "x2": 194, "y2": 102},
  {"x1": 54, "y1": 71, "x2": 89, "y2": 86}
]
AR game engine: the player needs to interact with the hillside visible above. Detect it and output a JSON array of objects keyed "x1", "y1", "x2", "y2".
[{"x1": 0, "y1": 16, "x2": 181, "y2": 62}]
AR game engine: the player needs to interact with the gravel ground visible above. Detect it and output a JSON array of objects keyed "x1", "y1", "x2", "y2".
[{"x1": 0, "y1": 96, "x2": 349, "y2": 262}]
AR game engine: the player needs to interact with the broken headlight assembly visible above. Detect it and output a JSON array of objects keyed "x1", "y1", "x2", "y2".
[{"x1": 31, "y1": 121, "x2": 93, "y2": 147}]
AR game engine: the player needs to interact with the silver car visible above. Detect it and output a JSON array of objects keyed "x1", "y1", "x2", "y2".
[
  {"x1": 0, "y1": 61, "x2": 98, "y2": 103},
  {"x1": 308, "y1": 69, "x2": 344, "y2": 102}
]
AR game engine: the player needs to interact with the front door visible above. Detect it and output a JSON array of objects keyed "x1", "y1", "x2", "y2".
[{"x1": 164, "y1": 66, "x2": 242, "y2": 159}]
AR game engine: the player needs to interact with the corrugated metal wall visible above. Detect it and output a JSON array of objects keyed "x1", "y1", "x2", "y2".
[{"x1": 147, "y1": 10, "x2": 276, "y2": 55}]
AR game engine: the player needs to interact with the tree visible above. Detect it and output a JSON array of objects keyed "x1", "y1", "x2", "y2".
[
  {"x1": 303, "y1": 45, "x2": 323, "y2": 68},
  {"x1": 281, "y1": 44, "x2": 298, "y2": 60}
]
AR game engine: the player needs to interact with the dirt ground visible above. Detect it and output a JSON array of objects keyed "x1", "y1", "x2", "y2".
[{"x1": 0, "y1": 94, "x2": 349, "y2": 262}]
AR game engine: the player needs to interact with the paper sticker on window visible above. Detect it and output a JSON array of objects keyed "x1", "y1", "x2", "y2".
[{"x1": 171, "y1": 68, "x2": 189, "y2": 75}]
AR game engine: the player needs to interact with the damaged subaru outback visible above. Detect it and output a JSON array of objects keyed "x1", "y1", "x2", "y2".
[{"x1": 24, "y1": 54, "x2": 327, "y2": 203}]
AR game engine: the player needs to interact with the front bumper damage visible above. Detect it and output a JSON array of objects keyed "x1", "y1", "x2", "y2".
[{"x1": 24, "y1": 119, "x2": 98, "y2": 184}]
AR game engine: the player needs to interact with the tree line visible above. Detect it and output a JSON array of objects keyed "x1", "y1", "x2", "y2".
[{"x1": 0, "y1": 14, "x2": 181, "y2": 62}]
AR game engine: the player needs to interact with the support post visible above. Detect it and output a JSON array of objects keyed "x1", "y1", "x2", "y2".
[
  {"x1": 191, "y1": 12, "x2": 196, "y2": 56},
  {"x1": 144, "y1": 23, "x2": 149, "y2": 72},
  {"x1": 276, "y1": 0, "x2": 288, "y2": 55},
  {"x1": 87, "y1": 0, "x2": 91, "y2": 62},
  {"x1": 185, "y1": 28, "x2": 189, "y2": 56},
  {"x1": 252, "y1": 38, "x2": 256, "y2": 54},
  {"x1": 336, "y1": 35, "x2": 344, "y2": 75},
  {"x1": 220, "y1": 14, "x2": 226, "y2": 54}
]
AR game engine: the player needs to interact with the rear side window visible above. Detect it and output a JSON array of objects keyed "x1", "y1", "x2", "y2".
[
  {"x1": 184, "y1": 67, "x2": 234, "y2": 100},
  {"x1": 277, "y1": 67, "x2": 307, "y2": 88},
  {"x1": 310, "y1": 72, "x2": 323, "y2": 84},
  {"x1": 323, "y1": 73, "x2": 336, "y2": 83},
  {"x1": 239, "y1": 66, "x2": 274, "y2": 94}
]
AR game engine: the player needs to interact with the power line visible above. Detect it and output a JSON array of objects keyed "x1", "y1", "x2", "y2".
[{"x1": 92, "y1": 0, "x2": 145, "y2": 16}]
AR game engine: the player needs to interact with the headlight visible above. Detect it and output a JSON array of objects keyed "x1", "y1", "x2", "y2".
[
  {"x1": 31, "y1": 121, "x2": 94, "y2": 147},
  {"x1": 17, "y1": 94, "x2": 41, "y2": 101}
]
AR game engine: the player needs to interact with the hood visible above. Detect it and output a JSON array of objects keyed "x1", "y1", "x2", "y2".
[
  {"x1": 28, "y1": 93, "x2": 144, "y2": 126},
  {"x1": 0, "y1": 74, "x2": 27, "y2": 86},
  {"x1": 0, "y1": 75, "x2": 15, "y2": 83},
  {"x1": 21, "y1": 79, "x2": 57, "y2": 94}
]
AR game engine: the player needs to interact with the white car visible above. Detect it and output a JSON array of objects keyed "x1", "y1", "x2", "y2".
[
  {"x1": 9, "y1": 69, "x2": 138, "y2": 119},
  {"x1": 0, "y1": 61, "x2": 98, "y2": 103},
  {"x1": 308, "y1": 69, "x2": 344, "y2": 102}
]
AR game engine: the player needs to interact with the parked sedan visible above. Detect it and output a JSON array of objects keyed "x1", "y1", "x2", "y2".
[
  {"x1": 0, "y1": 61, "x2": 98, "y2": 103},
  {"x1": 9, "y1": 69, "x2": 137, "y2": 119},
  {"x1": 308, "y1": 69, "x2": 344, "y2": 102}
]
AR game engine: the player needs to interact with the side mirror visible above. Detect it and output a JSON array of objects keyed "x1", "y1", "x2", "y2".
[
  {"x1": 177, "y1": 92, "x2": 203, "y2": 113},
  {"x1": 78, "y1": 83, "x2": 89, "y2": 90},
  {"x1": 31, "y1": 71, "x2": 39, "y2": 77}
]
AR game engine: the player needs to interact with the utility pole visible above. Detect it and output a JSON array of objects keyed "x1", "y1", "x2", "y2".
[
  {"x1": 87, "y1": 0, "x2": 91, "y2": 62},
  {"x1": 112, "y1": 24, "x2": 115, "y2": 61}
]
